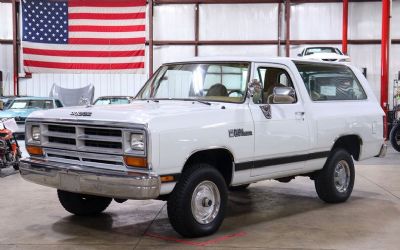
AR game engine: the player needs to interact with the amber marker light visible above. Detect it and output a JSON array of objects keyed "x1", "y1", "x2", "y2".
[
  {"x1": 26, "y1": 145, "x2": 44, "y2": 156},
  {"x1": 160, "y1": 175, "x2": 175, "y2": 183},
  {"x1": 124, "y1": 156, "x2": 148, "y2": 168}
]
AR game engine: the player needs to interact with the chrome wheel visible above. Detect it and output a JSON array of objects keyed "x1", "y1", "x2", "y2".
[
  {"x1": 334, "y1": 160, "x2": 351, "y2": 193},
  {"x1": 191, "y1": 180, "x2": 221, "y2": 224}
]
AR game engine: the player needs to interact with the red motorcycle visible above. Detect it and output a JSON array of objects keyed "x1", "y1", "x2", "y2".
[{"x1": 0, "y1": 118, "x2": 21, "y2": 170}]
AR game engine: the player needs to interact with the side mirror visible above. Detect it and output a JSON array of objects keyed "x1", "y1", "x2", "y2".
[
  {"x1": 247, "y1": 79, "x2": 262, "y2": 103},
  {"x1": 272, "y1": 87, "x2": 296, "y2": 104},
  {"x1": 297, "y1": 53, "x2": 302, "y2": 57}
]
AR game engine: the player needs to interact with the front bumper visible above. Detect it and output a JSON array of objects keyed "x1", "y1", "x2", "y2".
[{"x1": 19, "y1": 158, "x2": 161, "y2": 199}]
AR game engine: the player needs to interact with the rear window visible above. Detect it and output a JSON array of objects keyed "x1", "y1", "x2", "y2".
[{"x1": 294, "y1": 62, "x2": 367, "y2": 101}]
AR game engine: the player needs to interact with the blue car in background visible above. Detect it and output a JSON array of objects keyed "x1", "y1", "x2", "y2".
[{"x1": 0, "y1": 97, "x2": 64, "y2": 139}]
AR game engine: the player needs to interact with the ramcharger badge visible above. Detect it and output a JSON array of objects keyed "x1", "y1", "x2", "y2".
[{"x1": 228, "y1": 128, "x2": 253, "y2": 138}]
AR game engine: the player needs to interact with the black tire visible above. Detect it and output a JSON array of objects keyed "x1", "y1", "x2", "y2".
[
  {"x1": 167, "y1": 163, "x2": 228, "y2": 238},
  {"x1": 12, "y1": 164, "x2": 19, "y2": 170},
  {"x1": 57, "y1": 190, "x2": 112, "y2": 216},
  {"x1": 229, "y1": 184, "x2": 250, "y2": 191},
  {"x1": 390, "y1": 122, "x2": 400, "y2": 152},
  {"x1": 314, "y1": 148, "x2": 355, "y2": 203}
]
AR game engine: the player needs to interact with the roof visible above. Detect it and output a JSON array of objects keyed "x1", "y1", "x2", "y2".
[
  {"x1": 10, "y1": 96, "x2": 59, "y2": 101},
  {"x1": 167, "y1": 56, "x2": 346, "y2": 66},
  {"x1": 95, "y1": 96, "x2": 135, "y2": 99},
  {"x1": 170, "y1": 56, "x2": 294, "y2": 64}
]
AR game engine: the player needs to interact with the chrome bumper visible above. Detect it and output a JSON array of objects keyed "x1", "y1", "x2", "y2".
[
  {"x1": 376, "y1": 143, "x2": 387, "y2": 158},
  {"x1": 19, "y1": 158, "x2": 161, "y2": 200}
]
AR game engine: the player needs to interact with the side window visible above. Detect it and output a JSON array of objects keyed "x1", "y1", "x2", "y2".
[
  {"x1": 255, "y1": 67, "x2": 296, "y2": 104},
  {"x1": 294, "y1": 62, "x2": 367, "y2": 101},
  {"x1": 55, "y1": 100, "x2": 63, "y2": 108}
]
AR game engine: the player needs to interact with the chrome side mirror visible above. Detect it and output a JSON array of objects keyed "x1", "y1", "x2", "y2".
[
  {"x1": 272, "y1": 87, "x2": 296, "y2": 104},
  {"x1": 247, "y1": 79, "x2": 263, "y2": 104}
]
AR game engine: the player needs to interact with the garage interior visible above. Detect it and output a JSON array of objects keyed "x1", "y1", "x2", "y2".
[{"x1": 0, "y1": 0, "x2": 400, "y2": 249}]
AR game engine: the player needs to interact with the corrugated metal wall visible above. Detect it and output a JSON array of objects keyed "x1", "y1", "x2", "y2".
[{"x1": 0, "y1": 1, "x2": 399, "y2": 104}]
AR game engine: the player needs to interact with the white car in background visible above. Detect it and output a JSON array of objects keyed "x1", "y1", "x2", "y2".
[{"x1": 298, "y1": 46, "x2": 351, "y2": 63}]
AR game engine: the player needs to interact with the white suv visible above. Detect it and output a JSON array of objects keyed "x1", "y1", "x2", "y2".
[{"x1": 20, "y1": 57, "x2": 386, "y2": 237}]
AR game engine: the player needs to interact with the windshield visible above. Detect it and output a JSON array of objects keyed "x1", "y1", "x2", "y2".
[
  {"x1": 305, "y1": 47, "x2": 342, "y2": 55},
  {"x1": 94, "y1": 98, "x2": 130, "y2": 105},
  {"x1": 9, "y1": 100, "x2": 54, "y2": 109},
  {"x1": 137, "y1": 63, "x2": 250, "y2": 103}
]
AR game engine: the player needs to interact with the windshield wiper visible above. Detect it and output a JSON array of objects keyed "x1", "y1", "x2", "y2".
[
  {"x1": 146, "y1": 99, "x2": 159, "y2": 103},
  {"x1": 193, "y1": 100, "x2": 211, "y2": 106}
]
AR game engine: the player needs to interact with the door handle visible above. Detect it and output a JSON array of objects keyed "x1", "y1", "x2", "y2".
[{"x1": 295, "y1": 112, "x2": 305, "y2": 120}]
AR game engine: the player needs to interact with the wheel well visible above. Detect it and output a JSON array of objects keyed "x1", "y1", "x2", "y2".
[
  {"x1": 183, "y1": 149, "x2": 234, "y2": 185},
  {"x1": 332, "y1": 135, "x2": 362, "y2": 161}
]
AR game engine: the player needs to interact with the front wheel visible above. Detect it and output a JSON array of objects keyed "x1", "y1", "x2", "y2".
[
  {"x1": 314, "y1": 149, "x2": 355, "y2": 203},
  {"x1": 390, "y1": 122, "x2": 400, "y2": 152},
  {"x1": 57, "y1": 190, "x2": 112, "y2": 216},
  {"x1": 167, "y1": 163, "x2": 228, "y2": 238}
]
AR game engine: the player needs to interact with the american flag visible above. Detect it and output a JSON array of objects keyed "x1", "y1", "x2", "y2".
[{"x1": 21, "y1": 0, "x2": 146, "y2": 73}]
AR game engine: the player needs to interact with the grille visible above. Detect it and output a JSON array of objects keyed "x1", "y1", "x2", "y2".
[
  {"x1": 42, "y1": 123, "x2": 125, "y2": 155},
  {"x1": 84, "y1": 127, "x2": 121, "y2": 137},
  {"x1": 48, "y1": 125, "x2": 76, "y2": 134},
  {"x1": 48, "y1": 136, "x2": 76, "y2": 145},
  {"x1": 47, "y1": 154, "x2": 80, "y2": 161},
  {"x1": 84, "y1": 140, "x2": 122, "y2": 149},
  {"x1": 82, "y1": 158, "x2": 124, "y2": 165},
  {"x1": 322, "y1": 59, "x2": 337, "y2": 62}
]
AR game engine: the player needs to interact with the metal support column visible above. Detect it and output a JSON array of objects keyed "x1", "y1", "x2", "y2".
[
  {"x1": 149, "y1": 0, "x2": 154, "y2": 77},
  {"x1": 381, "y1": 0, "x2": 390, "y2": 138},
  {"x1": 12, "y1": 0, "x2": 18, "y2": 96},
  {"x1": 285, "y1": 0, "x2": 290, "y2": 57},
  {"x1": 342, "y1": 0, "x2": 348, "y2": 54}
]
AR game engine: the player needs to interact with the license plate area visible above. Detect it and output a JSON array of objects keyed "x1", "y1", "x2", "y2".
[{"x1": 60, "y1": 172, "x2": 80, "y2": 192}]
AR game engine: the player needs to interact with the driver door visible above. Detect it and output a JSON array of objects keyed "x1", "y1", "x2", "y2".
[{"x1": 249, "y1": 63, "x2": 311, "y2": 177}]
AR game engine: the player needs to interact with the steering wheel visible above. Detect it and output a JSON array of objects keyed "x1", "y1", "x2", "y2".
[{"x1": 228, "y1": 90, "x2": 243, "y2": 97}]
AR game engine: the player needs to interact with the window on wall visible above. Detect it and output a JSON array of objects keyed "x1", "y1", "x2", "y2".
[
  {"x1": 294, "y1": 62, "x2": 367, "y2": 101},
  {"x1": 254, "y1": 66, "x2": 296, "y2": 104}
]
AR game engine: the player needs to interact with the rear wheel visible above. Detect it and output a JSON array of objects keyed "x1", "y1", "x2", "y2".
[
  {"x1": 314, "y1": 149, "x2": 355, "y2": 203},
  {"x1": 57, "y1": 190, "x2": 112, "y2": 216},
  {"x1": 390, "y1": 122, "x2": 400, "y2": 152},
  {"x1": 167, "y1": 163, "x2": 228, "y2": 238}
]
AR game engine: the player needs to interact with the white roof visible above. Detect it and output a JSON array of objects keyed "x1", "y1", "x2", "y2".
[{"x1": 166, "y1": 56, "x2": 338, "y2": 65}]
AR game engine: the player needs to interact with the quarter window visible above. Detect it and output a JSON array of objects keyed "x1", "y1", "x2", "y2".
[{"x1": 294, "y1": 62, "x2": 367, "y2": 101}]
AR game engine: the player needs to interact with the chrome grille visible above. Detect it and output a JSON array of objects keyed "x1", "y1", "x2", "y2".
[{"x1": 41, "y1": 123, "x2": 125, "y2": 155}]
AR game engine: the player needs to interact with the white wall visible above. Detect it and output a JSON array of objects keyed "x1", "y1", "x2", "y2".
[{"x1": 0, "y1": 1, "x2": 398, "y2": 105}]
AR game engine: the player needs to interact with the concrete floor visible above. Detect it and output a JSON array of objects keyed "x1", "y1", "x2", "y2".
[{"x1": 0, "y1": 147, "x2": 399, "y2": 250}]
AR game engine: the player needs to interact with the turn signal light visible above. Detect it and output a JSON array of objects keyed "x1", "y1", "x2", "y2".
[
  {"x1": 26, "y1": 145, "x2": 44, "y2": 156},
  {"x1": 123, "y1": 156, "x2": 147, "y2": 168},
  {"x1": 160, "y1": 175, "x2": 175, "y2": 183}
]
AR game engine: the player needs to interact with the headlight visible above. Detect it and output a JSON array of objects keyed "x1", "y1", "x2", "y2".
[
  {"x1": 32, "y1": 126, "x2": 41, "y2": 141},
  {"x1": 130, "y1": 133, "x2": 145, "y2": 151},
  {"x1": 339, "y1": 58, "x2": 351, "y2": 62}
]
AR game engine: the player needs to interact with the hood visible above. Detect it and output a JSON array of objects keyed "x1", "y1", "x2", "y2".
[
  {"x1": 27, "y1": 100, "x2": 228, "y2": 125},
  {"x1": 0, "y1": 108, "x2": 37, "y2": 118}
]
